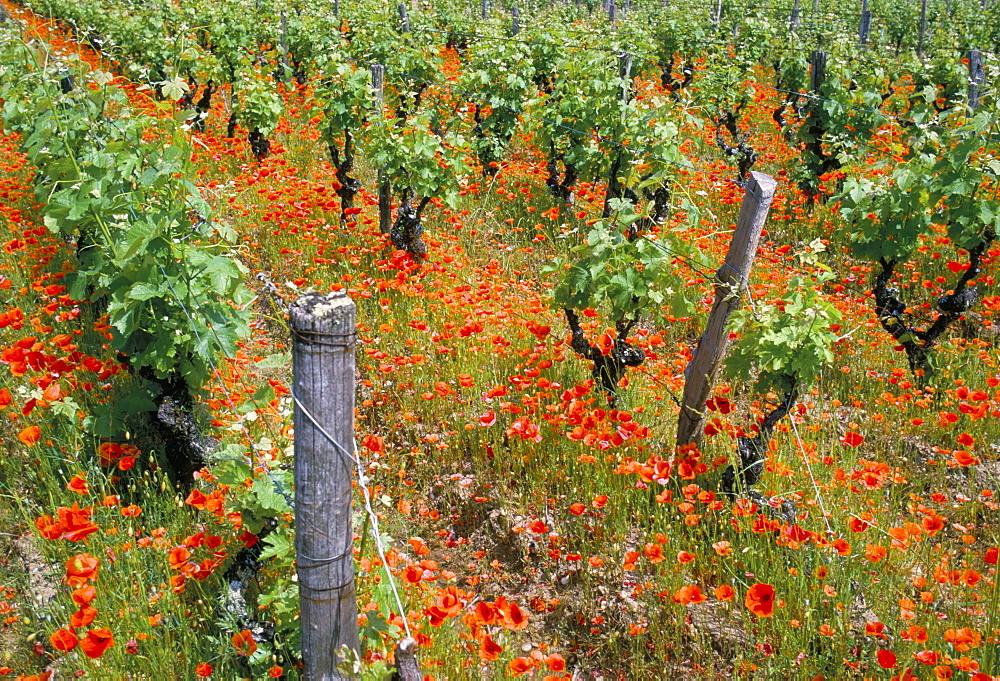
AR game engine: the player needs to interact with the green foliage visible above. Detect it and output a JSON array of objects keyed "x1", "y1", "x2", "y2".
[
  {"x1": 0, "y1": 37, "x2": 250, "y2": 396},
  {"x1": 549, "y1": 202, "x2": 701, "y2": 324},
  {"x1": 367, "y1": 111, "x2": 467, "y2": 210},
  {"x1": 726, "y1": 271, "x2": 843, "y2": 395},
  {"x1": 234, "y1": 63, "x2": 283, "y2": 137},
  {"x1": 838, "y1": 108, "x2": 1000, "y2": 264}
]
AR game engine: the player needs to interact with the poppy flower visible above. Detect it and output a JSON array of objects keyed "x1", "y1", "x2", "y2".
[
  {"x1": 745, "y1": 583, "x2": 775, "y2": 617},
  {"x1": 79, "y1": 628, "x2": 114, "y2": 659},
  {"x1": 49, "y1": 628, "x2": 78, "y2": 652},
  {"x1": 67, "y1": 474, "x2": 88, "y2": 495},
  {"x1": 715, "y1": 585, "x2": 735, "y2": 601},
  {"x1": 672, "y1": 585, "x2": 706, "y2": 605},
  {"x1": 72, "y1": 585, "x2": 96, "y2": 605},
  {"x1": 840, "y1": 431, "x2": 864, "y2": 447},
  {"x1": 500, "y1": 600, "x2": 529, "y2": 630},
  {"x1": 877, "y1": 649, "x2": 898, "y2": 669},
  {"x1": 479, "y1": 634, "x2": 503, "y2": 661},
  {"x1": 195, "y1": 663, "x2": 213, "y2": 677},
  {"x1": 65, "y1": 554, "x2": 100, "y2": 587},
  {"x1": 18, "y1": 425, "x2": 40, "y2": 446},
  {"x1": 71, "y1": 604, "x2": 98, "y2": 628},
  {"x1": 231, "y1": 629, "x2": 257, "y2": 656}
]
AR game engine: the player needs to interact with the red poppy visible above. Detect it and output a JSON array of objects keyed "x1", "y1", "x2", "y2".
[
  {"x1": 745, "y1": 583, "x2": 775, "y2": 617},
  {"x1": 479, "y1": 634, "x2": 503, "y2": 661},
  {"x1": 195, "y1": 663, "x2": 213, "y2": 677},
  {"x1": 65, "y1": 554, "x2": 100, "y2": 587},
  {"x1": 18, "y1": 425, "x2": 40, "y2": 446},
  {"x1": 71, "y1": 585, "x2": 96, "y2": 605},
  {"x1": 49, "y1": 628, "x2": 78, "y2": 652},
  {"x1": 877, "y1": 649, "x2": 898, "y2": 669},
  {"x1": 79, "y1": 628, "x2": 114, "y2": 659},
  {"x1": 231, "y1": 629, "x2": 257, "y2": 656},
  {"x1": 840, "y1": 431, "x2": 864, "y2": 447},
  {"x1": 70, "y1": 604, "x2": 98, "y2": 628},
  {"x1": 67, "y1": 474, "x2": 89, "y2": 495}
]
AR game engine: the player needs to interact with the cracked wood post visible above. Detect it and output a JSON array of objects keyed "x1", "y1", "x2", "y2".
[
  {"x1": 371, "y1": 64, "x2": 391, "y2": 235},
  {"x1": 969, "y1": 49, "x2": 985, "y2": 113},
  {"x1": 918, "y1": 0, "x2": 927, "y2": 57},
  {"x1": 676, "y1": 172, "x2": 777, "y2": 449},
  {"x1": 809, "y1": 50, "x2": 826, "y2": 95},
  {"x1": 291, "y1": 291, "x2": 359, "y2": 680},
  {"x1": 859, "y1": 0, "x2": 871, "y2": 46}
]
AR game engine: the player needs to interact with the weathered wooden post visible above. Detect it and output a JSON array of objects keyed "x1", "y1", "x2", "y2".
[
  {"x1": 618, "y1": 51, "x2": 633, "y2": 105},
  {"x1": 713, "y1": 0, "x2": 722, "y2": 26},
  {"x1": 291, "y1": 291, "x2": 359, "y2": 680},
  {"x1": 859, "y1": 0, "x2": 871, "y2": 45},
  {"x1": 918, "y1": 0, "x2": 927, "y2": 57},
  {"x1": 482, "y1": 0, "x2": 489, "y2": 19},
  {"x1": 969, "y1": 49, "x2": 986, "y2": 113},
  {"x1": 790, "y1": 0, "x2": 801, "y2": 30},
  {"x1": 398, "y1": 2, "x2": 410, "y2": 31},
  {"x1": 810, "y1": 49, "x2": 827, "y2": 94},
  {"x1": 371, "y1": 64, "x2": 392, "y2": 235},
  {"x1": 512, "y1": 6, "x2": 520, "y2": 34},
  {"x1": 677, "y1": 172, "x2": 777, "y2": 449},
  {"x1": 609, "y1": 0, "x2": 617, "y2": 25},
  {"x1": 333, "y1": 0, "x2": 339, "y2": 17}
]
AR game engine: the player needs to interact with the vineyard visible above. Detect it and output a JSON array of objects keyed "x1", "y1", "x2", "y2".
[{"x1": 1, "y1": 0, "x2": 1000, "y2": 677}]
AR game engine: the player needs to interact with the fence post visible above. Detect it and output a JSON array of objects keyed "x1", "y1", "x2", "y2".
[
  {"x1": 371, "y1": 64, "x2": 392, "y2": 235},
  {"x1": 291, "y1": 291, "x2": 359, "y2": 680},
  {"x1": 333, "y1": 0, "x2": 339, "y2": 17},
  {"x1": 676, "y1": 172, "x2": 777, "y2": 449},
  {"x1": 398, "y1": 2, "x2": 409, "y2": 31},
  {"x1": 809, "y1": 49, "x2": 826, "y2": 94},
  {"x1": 713, "y1": 0, "x2": 722, "y2": 25},
  {"x1": 859, "y1": 0, "x2": 871, "y2": 45},
  {"x1": 609, "y1": 0, "x2": 617, "y2": 25},
  {"x1": 969, "y1": 49, "x2": 986, "y2": 113},
  {"x1": 790, "y1": 0, "x2": 800, "y2": 30},
  {"x1": 918, "y1": 0, "x2": 927, "y2": 57},
  {"x1": 619, "y1": 51, "x2": 633, "y2": 104},
  {"x1": 482, "y1": 0, "x2": 488, "y2": 19},
  {"x1": 512, "y1": 6, "x2": 520, "y2": 34}
]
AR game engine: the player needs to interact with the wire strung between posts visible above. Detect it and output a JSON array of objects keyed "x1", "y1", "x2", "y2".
[
  {"x1": 292, "y1": 387, "x2": 413, "y2": 639},
  {"x1": 788, "y1": 414, "x2": 834, "y2": 537}
]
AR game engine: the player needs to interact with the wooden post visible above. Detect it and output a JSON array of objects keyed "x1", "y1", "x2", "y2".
[
  {"x1": 394, "y1": 638, "x2": 424, "y2": 680},
  {"x1": 609, "y1": 0, "x2": 617, "y2": 24},
  {"x1": 280, "y1": 10, "x2": 291, "y2": 83},
  {"x1": 713, "y1": 0, "x2": 722, "y2": 25},
  {"x1": 371, "y1": 64, "x2": 392, "y2": 235},
  {"x1": 918, "y1": 0, "x2": 927, "y2": 57},
  {"x1": 333, "y1": 0, "x2": 339, "y2": 17},
  {"x1": 291, "y1": 291, "x2": 359, "y2": 680},
  {"x1": 618, "y1": 51, "x2": 633, "y2": 104},
  {"x1": 676, "y1": 172, "x2": 777, "y2": 449},
  {"x1": 482, "y1": 0, "x2": 488, "y2": 19},
  {"x1": 809, "y1": 49, "x2": 826, "y2": 94},
  {"x1": 398, "y1": 2, "x2": 409, "y2": 31},
  {"x1": 969, "y1": 49, "x2": 986, "y2": 113},
  {"x1": 512, "y1": 6, "x2": 520, "y2": 34},
  {"x1": 859, "y1": 0, "x2": 871, "y2": 45},
  {"x1": 790, "y1": 0, "x2": 800, "y2": 30}
]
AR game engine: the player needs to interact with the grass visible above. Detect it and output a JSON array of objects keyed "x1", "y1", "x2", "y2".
[{"x1": 0, "y1": 7, "x2": 999, "y2": 681}]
